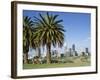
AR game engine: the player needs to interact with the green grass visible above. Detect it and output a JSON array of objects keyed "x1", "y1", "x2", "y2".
[
  {"x1": 23, "y1": 56, "x2": 91, "y2": 69},
  {"x1": 23, "y1": 62, "x2": 90, "y2": 69}
]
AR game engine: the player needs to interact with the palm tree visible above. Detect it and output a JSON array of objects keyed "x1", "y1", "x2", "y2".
[
  {"x1": 23, "y1": 16, "x2": 34, "y2": 64},
  {"x1": 31, "y1": 35, "x2": 41, "y2": 58},
  {"x1": 33, "y1": 12, "x2": 65, "y2": 64}
]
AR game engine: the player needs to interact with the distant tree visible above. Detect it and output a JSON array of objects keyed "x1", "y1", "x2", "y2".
[{"x1": 82, "y1": 52, "x2": 85, "y2": 56}]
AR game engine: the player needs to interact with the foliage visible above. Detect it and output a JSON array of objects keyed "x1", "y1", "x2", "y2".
[
  {"x1": 33, "y1": 12, "x2": 65, "y2": 63},
  {"x1": 23, "y1": 16, "x2": 34, "y2": 53}
]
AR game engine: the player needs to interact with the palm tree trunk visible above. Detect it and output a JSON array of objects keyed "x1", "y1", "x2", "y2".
[
  {"x1": 36, "y1": 48, "x2": 41, "y2": 57},
  {"x1": 38, "y1": 47, "x2": 41, "y2": 57},
  {"x1": 24, "y1": 53, "x2": 28, "y2": 64},
  {"x1": 47, "y1": 44, "x2": 51, "y2": 64}
]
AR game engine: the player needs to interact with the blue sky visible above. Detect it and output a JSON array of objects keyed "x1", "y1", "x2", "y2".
[{"x1": 23, "y1": 10, "x2": 91, "y2": 57}]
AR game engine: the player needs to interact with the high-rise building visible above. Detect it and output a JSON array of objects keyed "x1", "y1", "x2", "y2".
[
  {"x1": 85, "y1": 48, "x2": 89, "y2": 53},
  {"x1": 72, "y1": 44, "x2": 75, "y2": 51},
  {"x1": 85, "y1": 48, "x2": 90, "y2": 56},
  {"x1": 64, "y1": 46, "x2": 67, "y2": 51}
]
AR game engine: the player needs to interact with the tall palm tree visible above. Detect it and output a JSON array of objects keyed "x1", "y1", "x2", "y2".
[
  {"x1": 23, "y1": 16, "x2": 34, "y2": 64},
  {"x1": 31, "y1": 35, "x2": 41, "y2": 58},
  {"x1": 33, "y1": 12, "x2": 65, "y2": 64}
]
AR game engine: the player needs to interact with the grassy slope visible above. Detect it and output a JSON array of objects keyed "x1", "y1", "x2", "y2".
[{"x1": 23, "y1": 56, "x2": 91, "y2": 69}]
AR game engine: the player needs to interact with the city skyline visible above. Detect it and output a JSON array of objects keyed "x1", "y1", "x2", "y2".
[
  {"x1": 28, "y1": 43, "x2": 90, "y2": 59},
  {"x1": 23, "y1": 10, "x2": 91, "y2": 58}
]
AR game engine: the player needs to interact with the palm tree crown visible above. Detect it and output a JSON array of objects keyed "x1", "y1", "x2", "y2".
[{"x1": 34, "y1": 12, "x2": 65, "y2": 47}]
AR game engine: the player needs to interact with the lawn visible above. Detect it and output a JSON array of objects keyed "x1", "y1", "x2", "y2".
[{"x1": 23, "y1": 56, "x2": 91, "y2": 69}]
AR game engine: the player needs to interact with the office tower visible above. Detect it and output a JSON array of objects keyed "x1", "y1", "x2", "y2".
[
  {"x1": 85, "y1": 48, "x2": 90, "y2": 56},
  {"x1": 72, "y1": 44, "x2": 75, "y2": 51},
  {"x1": 64, "y1": 46, "x2": 67, "y2": 51},
  {"x1": 85, "y1": 48, "x2": 89, "y2": 53}
]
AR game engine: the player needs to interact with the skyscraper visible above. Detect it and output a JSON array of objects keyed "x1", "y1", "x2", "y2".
[
  {"x1": 85, "y1": 48, "x2": 90, "y2": 56},
  {"x1": 85, "y1": 48, "x2": 89, "y2": 53},
  {"x1": 72, "y1": 44, "x2": 75, "y2": 51}
]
